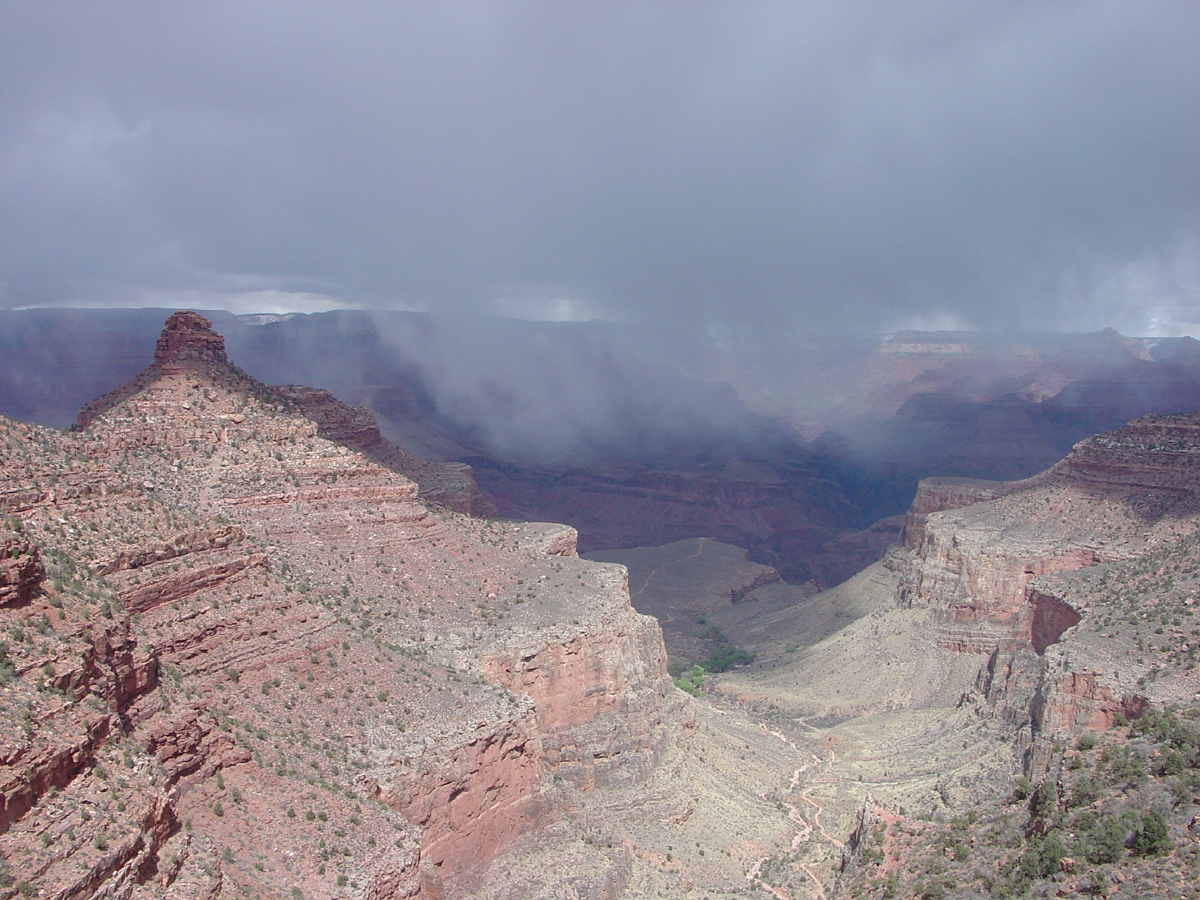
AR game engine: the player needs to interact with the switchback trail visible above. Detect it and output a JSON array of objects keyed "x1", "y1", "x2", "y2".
[{"x1": 746, "y1": 725, "x2": 844, "y2": 900}]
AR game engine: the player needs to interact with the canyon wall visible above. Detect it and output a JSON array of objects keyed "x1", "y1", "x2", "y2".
[
  {"x1": 0, "y1": 312, "x2": 685, "y2": 899},
  {"x1": 892, "y1": 411, "x2": 1200, "y2": 768}
]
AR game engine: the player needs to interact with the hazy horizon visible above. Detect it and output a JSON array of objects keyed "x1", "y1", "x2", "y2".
[{"x1": 1, "y1": 2, "x2": 1197, "y2": 336}]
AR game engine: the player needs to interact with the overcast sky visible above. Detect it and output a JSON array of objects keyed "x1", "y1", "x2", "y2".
[{"x1": 1, "y1": 1, "x2": 1197, "y2": 335}]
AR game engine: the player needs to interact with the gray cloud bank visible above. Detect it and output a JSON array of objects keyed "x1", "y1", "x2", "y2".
[{"x1": 1, "y1": 1, "x2": 1197, "y2": 334}]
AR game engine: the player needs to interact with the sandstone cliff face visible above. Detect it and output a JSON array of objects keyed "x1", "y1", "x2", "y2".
[
  {"x1": 376, "y1": 712, "x2": 546, "y2": 895},
  {"x1": 897, "y1": 413, "x2": 1200, "y2": 626},
  {"x1": 0, "y1": 312, "x2": 685, "y2": 899},
  {"x1": 894, "y1": 411, "x2": 1200, "y2": 767},
  {"x1": 1054, "y1": 412, "x2": 1200, "y2": 495},
  {"x1": 481, "y1": 565, "x2": 676, "y2": 792},
  {"x1": 899, "y1": 477, "x2": 1015, "y2": 551}
]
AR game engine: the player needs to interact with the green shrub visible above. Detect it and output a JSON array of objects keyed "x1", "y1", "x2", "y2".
[
  {"x1": 1083, "y1": 815, "x2": 1126, "y2": 865},
  {"x1": 1069, "y1": 775, "x2": 1101, "y2": 808},
  {"x1": 0, "y1": 643, "x2": 14, "y2": 684},
  {"x1": 1133, "y1": 810, "x2": 1171, "y2": 856},
  {"x1": 673, "y1": 665, "x2": 705, "y2": 696}
]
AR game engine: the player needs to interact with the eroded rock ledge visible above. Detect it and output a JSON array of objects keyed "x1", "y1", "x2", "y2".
[
  {"x1": 0, "y1": 312, "x2": 686, "y2": 899},
  {"x1": 892, "y1": 411, "x2": 1200, "y2": 772}
]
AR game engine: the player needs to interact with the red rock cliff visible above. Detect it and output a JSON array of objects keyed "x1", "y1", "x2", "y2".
[
  {"x1": 1, "y1": 312, "x2": 687, "y2": 899},
  {"x1": 898, "y1": 410, "x2": 1200, "y2": 773}
]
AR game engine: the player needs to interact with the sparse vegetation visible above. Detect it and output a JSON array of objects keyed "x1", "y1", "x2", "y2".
[
  {"x1": 672, "y1": 665, "x2": 705, "y2": 696},
  {"x1": 839, "y1": 703, "x2": 1200, "y2": 899},
  {"x1": 697, "y1": 622, "x2": 755, "y2": 672}
]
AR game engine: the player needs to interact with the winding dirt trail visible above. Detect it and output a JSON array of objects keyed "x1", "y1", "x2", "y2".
[
  {"x1": 746, "y1": 726, "x2": 844, "y2": 900},
  {"x1": 628, "y1": 538, "x2": 706, "y2": 601}
]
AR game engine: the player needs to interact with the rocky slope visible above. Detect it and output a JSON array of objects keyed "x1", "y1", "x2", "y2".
[
  {"x1": 270, "y1": 385, "x2": 493, "y2": 518},
  {"x1": 0, "y1": 312, "x2": 811, "y2": 899},
  {"x1": 694, "y1": 409, "x2": 1200, "y2": 898},
  {"x1": 7, "y1": 310, "x2": 1200, "y2": 900},
  {"x1": 11, "y1": 309, "x2": 1200, "y2": 597},
  {"x1": 895, "y1": 413, "x2": 1200, "y2": 763}
]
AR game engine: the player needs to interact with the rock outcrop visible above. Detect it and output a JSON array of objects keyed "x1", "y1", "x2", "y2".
[
  {"x1": 0, "y1": 533, "x2": 41, "y2": 607},
  {"x1": 77, "y1": 311, "x2": 491, "y2": 516},
  {"x1": 481, "y1": 566, "x2": 677, "y2": 792},
  {"x1": 275, "y1": 384, "x2": 495, "y2": 517},
  {"x1": 153, "y1": 309, "x2": 229, "y2": 367},
  {"x1": 892, "y1": 410, "x2": 1200, "y2": 770},
  {"x1": 899, "y1": 476, "x2": 1015, "y2": 550},
  {"x1": 900, "y1": 412, "x2": 1200, "y2": 625},
  {"x1": 0, "y1": 311, "x2": 686, "y2": 899}
]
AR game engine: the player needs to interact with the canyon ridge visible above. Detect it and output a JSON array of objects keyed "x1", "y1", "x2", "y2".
[{"x1": 0, "y1": 312, "x2": 1198, "y2": 899}]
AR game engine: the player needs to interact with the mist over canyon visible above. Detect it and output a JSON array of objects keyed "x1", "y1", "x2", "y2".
[
  {"x1": 3, "y1": 4, "x2": 1199, "y2": 896},
  {"x1": 0, "y1": 309, "x2": 1199, "y2": 900},
  {"x1": 5, "y1": 308, "x2": 1200, "y2": 592}
]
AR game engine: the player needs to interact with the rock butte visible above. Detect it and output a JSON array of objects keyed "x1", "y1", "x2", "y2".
[{"x1": 0, "y1": 311, "x2": 689, "y2": 898}]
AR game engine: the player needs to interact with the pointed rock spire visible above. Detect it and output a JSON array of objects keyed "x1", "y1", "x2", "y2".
[{"x1": 154, "y1": 310, "x2": 228, "y2": 368}]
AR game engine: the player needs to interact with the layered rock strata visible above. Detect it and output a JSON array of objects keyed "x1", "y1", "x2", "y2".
[
  {"x1": 0, "y1": 311, "x2": 681, "y2": 899},
  {"x1": 274, "y1": 384, "x2": 494, "y2": 517},
  {"x1": 892, "y1": 411, "x2": 1200, "y2": 767},
  {"x1": 78, "y1": 311, "x2": 490, "y2": 516}
]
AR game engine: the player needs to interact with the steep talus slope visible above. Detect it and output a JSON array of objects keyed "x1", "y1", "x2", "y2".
[{"x1": 0, "y1": 312, "x2": 805, "y2": 900}]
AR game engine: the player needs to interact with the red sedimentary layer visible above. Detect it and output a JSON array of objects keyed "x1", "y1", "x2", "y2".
[
  {"x1": 482, "y1": 595, "x2": 676, "y2": 791},
  {"x1": 899, "y1": 410, "x2": 1200, "y2": 759},
  {"x1": 119, "y1": 553, "x2": 269, "y2": 614},
  {"x1": 0, "y1": 535, "x2": 42, "y2": 607},
  {"x1": 0, "y1": 311, "x2": 683, "y2": 898},
  {"x1": 379, "y1": 714, "x2": 546, "y2": 894},
  {"x1": 276, "y1": 384, "x2": 495, "y2": 517}
]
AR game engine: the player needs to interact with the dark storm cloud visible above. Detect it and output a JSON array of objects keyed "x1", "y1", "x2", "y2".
[{"x1": 0, "y1": 1, "x2": 1197, "y2": 333}]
